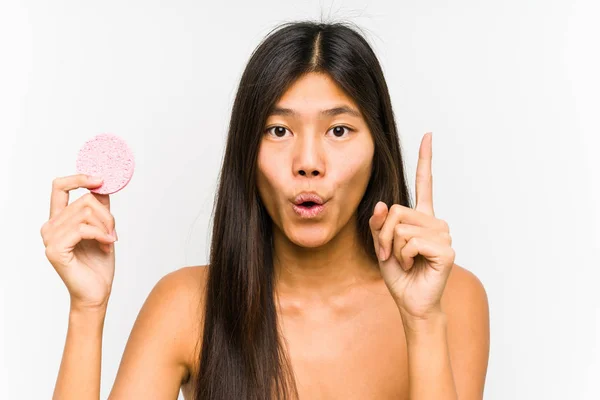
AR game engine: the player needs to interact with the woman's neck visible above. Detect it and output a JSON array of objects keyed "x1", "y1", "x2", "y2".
[{"x1": 272, "y1": 223, "x2": 381, "y2": 303}]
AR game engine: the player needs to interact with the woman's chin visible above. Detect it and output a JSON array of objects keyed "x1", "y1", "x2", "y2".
[{"x1": 287, "y1": 227, "x2": 331, "y2": 248}]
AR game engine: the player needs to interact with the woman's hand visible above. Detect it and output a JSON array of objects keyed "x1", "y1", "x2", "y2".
[
  {"x1": 40, "y1": 174, "x2": 118, "y2": 311},
  {"x1": 369, "y1": 133, "x2": 455, "y2": 321}
]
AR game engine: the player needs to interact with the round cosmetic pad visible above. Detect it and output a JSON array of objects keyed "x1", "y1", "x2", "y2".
[{"x1": 75, "y1": 133, "x2": 135, "y2": 195}]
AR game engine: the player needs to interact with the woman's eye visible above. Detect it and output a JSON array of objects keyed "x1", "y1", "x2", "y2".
[
  {"x1": 264, "y1": 125, "x2": 354, "y2": 138},
  {"x1": 328, "y1": 125, "x2": 353, "y2": 138},
  {"x1": 265, "y1": 126, "x2": 289, "y2": 138}
]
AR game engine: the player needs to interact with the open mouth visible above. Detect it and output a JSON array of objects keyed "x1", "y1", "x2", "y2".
[{"x1": 292, "y1": 200, "x2": 326, "y2": 217}]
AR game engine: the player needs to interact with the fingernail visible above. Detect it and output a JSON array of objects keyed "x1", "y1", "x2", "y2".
[
  {"x1": 90, "y1": 175, "x2": 103, "y2": 183},
  {"x1": 379, "y1": 248, "x2": 387, "y2": 261},
  {"x1": 111, "y1": 229, "x2": 118, "y2": 241}
]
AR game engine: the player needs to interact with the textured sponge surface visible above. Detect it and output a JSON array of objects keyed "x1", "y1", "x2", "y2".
[{"x1": 75, "y1": 133, "x2": 135, "y2": 195}]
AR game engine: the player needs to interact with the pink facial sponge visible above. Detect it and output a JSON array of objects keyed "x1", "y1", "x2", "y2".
[{"x1": 75, "y1": 133, "x2": 135, "y2": 195}]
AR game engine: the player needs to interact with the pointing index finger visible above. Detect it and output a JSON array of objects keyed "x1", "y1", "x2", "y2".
[{"x1": 415, "y1": 132, "x2": 434, "y2": 216}]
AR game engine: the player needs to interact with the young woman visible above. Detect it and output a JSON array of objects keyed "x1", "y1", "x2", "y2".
[{"x1": 43, "y1": 20, "x2": 489, "y2": 400}]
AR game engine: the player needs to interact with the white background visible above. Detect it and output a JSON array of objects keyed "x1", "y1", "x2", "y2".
[{"x1": 1, "y1": 0, "x2": 599, "y2": 399}]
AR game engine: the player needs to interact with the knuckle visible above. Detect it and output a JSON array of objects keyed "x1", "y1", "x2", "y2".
[
  {"x1": 390, "y1": 204, "x2": 402, "y2": 215},
  {"x1": 43, "y1": 217, "x2": 55, "y2": 230},
  {"x1": 83, "y1": 192, "x2": 95, "y2": 202},
  {"x1": 45, "y1": 245, "x2": 55, "y2": 259},
  {"x1": 82, "y1": 206, "x2": 93, "y2": 217},
  {"x1": 40, "y1": 224, "x2": 51, "y2": 245},
  {"x1": 448, "y1": 248, "x2": 456, "y2": 259},
  {"x1": 394, "y1": 224, "x2": 404, "y2": 235},
  {"x1": 40, "y1": 222, "x2": 47, "y2": 238},
  {"x1": 51, "y1": 177, "x2": 62, "y2": 189},
  {"x1": 74, "y1": 174, "x2": 87, "y2": 184},
  {"x1": 77, "y1": 223, "x2": 87, "y2": 236},
  {"x1": 439, "y1": 219, "x2": 450, "y2": 232},
  {"x1": 44, "y1": 218, "x2": 54, "y2": 231}
]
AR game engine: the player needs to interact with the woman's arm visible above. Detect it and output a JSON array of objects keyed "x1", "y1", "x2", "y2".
[
  {"x1": 400, "y1": 265, "x2": 490, "y2": 400},
  {"x1": 53, "y1": 305, "x2": 108, "y2": 399},
  {"x1": 107, "y1": 266, "x2": 203, "y2": 399},
  {"x1": 401, "y1": 311, "x2": 458, "y2": 400},
  {"x1": 52, "y1": 266, "x2": 203, "y2": 400}
]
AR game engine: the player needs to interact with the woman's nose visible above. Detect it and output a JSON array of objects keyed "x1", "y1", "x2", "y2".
[
  {"x1": 293, "y1": 134, "x2": 324, "y2": 177},
  {"x1": 298, "y1": 168, "x2": 320, "y2": 177}
]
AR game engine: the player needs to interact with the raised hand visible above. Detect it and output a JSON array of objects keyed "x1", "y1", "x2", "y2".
[{"x1": 369, "y1": 133, "x2": 455, "y2": 321}]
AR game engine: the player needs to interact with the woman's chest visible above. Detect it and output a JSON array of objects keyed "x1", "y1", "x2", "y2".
[
  {"x1": 279, "y1": 294, "x2": 409, "y2": 399},
  {"x1": 182, "y1": 287, "x2": 410, "y2": 400}
]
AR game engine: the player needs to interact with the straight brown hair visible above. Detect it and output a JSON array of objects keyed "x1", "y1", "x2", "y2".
[{"x1": 193, "y1": 19, "x2": 412, "y2": 400}]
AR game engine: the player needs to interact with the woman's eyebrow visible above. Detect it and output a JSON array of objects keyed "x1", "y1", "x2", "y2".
[{"x1": 268, "y1": 105, "x2": 361, "y2": 118}]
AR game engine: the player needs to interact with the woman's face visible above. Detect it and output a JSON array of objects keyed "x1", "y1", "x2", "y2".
[{"x1": 256, "y1": 72, "x2": 375, "y2": 249}]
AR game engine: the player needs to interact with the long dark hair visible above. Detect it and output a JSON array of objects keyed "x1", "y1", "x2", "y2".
[{"x1": 193, "y1": 19, "x2": 412, "y2": 400}]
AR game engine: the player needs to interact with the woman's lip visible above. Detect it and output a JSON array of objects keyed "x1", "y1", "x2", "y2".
[{"x1": 292, "y1": 203, "x2": 326, "y2": 218}]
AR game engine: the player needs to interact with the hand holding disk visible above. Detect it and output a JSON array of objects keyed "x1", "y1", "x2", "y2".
[{"x1": 41, "y1": 134, "x2": 135, "y2": 311}]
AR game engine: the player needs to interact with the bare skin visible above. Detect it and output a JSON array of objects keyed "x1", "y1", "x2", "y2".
[
  {"x1": 184, "y1": 73, "x2": 488, "y2": 398},
  {"x1": 175, "y1": 260, "x2": 488, "y2": 399},
  {"x1": 46, "y1": 71, "x2": 488, "y2": 399}
]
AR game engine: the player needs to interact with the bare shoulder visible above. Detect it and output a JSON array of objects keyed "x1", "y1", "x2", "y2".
[
  {"x1": 163, "y1": 265, "x2": 210, "y2": 374},
  {"x1": 108, "y1": 264, "x2": 209, "y2": 399},
  {"x1": 442, "y1": 263, "x2": 488, "y2": 308},
  {"x1": 440, "y1": 263, "x2": 490, "y2": 399},
  {"x1": 149, "y1": 264, "x2": 209, "y2": 330},
  {"x1": 441, "y1": 263, "x2": 489, "y2": 331},
  {"x1": 163, "y1": 264, "x2": 209, "y2": 304}
]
